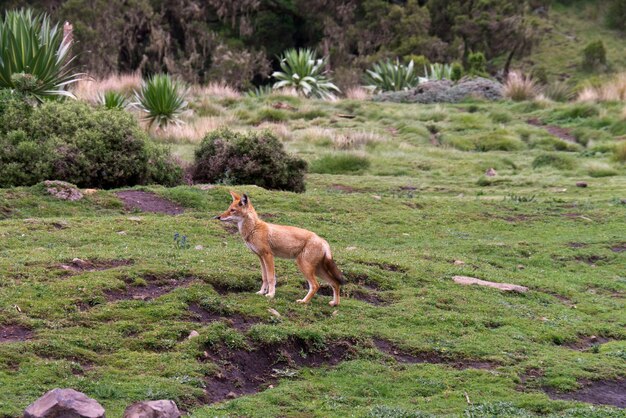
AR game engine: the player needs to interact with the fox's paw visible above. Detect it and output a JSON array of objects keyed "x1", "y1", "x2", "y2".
[
  {"x1": 296, "y1": 299, "x2": 308, "y2": 304},
  {"x1": 329, "y1": 300, "x2": 339, "y2": 307},
  {"x1": 256, "y1": 289, "x2": 267, "y2": 295},
  {"x1": 265, "y1": 292, "x2": 275, "y2": 299}
]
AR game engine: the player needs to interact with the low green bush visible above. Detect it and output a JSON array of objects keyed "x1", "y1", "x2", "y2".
[
  {"x1": 191, "y1": 128, "x2": 307, "y2": 192},
  {"x1": 609, "y1": 120, "x2": 626, "y2": 136},
  {"x1": 581, "y1": 40, "x2": 607, "y2": 71},
  {"x1": 532, "y1": 153, "x2": 576, "y2": 170},
  {"x1": 614, "y1": 141, "x2": 626, "y2": 163},
  {"x1": 309, "y1": 153, "x2": 370, "y2": 174},
  {"x1": 0, "y1": 97, "x2": 182, "y2": 188}
]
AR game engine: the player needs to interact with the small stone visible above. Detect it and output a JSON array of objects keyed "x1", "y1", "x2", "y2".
[
  {"x1": 453, "y1": 260, "x2": 465, "y2": 265},
  {"x1": 332, "y1": 310, "x2": 339, "y2": 317},
  {"x1": 372, "y1": 195, "x2": 382, "y2": 200},
  {"x1": 517, "y1": 264, "x2": 525, "y2": 270},
  {"x1": 194, "y1": 245, "x2": 204, "y2": 250},
  {"x1": 187, "y1": 330, "x2": 199, "y2": 339},
  {"x1": 457, "y1": 193, "x2": 465, "y2": 198},
  {"x1": 127, "y1": 216, "x2": 142, "y2": 222},
  {"x1": 118, "y1": 231, "x2": 127, "y2": 235},
  {"x1": 346, "y1": 246, "x2": 357, "y2": 251},
  {"x1": 43, "y1": 180, "x2": 83, "y2": 201},
  {"x1": 453, "y1": 276, "x2": 528, "y2": 293},
  {"x1": 197, "y1": 184, "x2": 216, "y2": 190},
  {"x1": 620, "y1": 198, "x2": 626, "y2": 205},
  {"x1": 402, "y1": 233, "x2": 410, "y2": 236},
  {"x1": 123, "y1": 400, "x2": 181, "y2": 418},
  {"x1": 71, "y1": 258, "x2": 91, "y2": 269},
  {"x1": 540, "y1": 317, "x2": 549, "y2": 322},
  {"x1": 24, "y1": 388, "x2": 105, "y2": 418},
  {"x1": 485, "y1": 168, "x2": 497, "y2": 177},
  {"x1": 83, "y1": 189, "x2": 98, "y2": 195},
  {"x1": 226, "y1": 391, "x2": 237, "y2": 399},
  {"x1": 203, "y1": 351, "x2": 209, "y2": 359},
  {"x1": 268, "y1": 308, "x2": 281, "y2": 318},
  {"x1": 590, "y1": 335, "x2": 598, "y2": 343},
  {"x1": 576, "y1": 181, "x2": 588, "y2": 188},
  {"x1": 268, "y1": 385, "x2": 274, "y2": 389}
]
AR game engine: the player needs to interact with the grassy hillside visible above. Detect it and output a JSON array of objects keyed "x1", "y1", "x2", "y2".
[
  {"x1": 520, "y1": 1, "x2": 626, "y2": 85},
  {"x1": 1, "y1": 95, "x2": 625, "y2": 416}
]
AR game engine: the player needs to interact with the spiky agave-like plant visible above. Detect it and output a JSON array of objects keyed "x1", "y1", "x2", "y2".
[
  {"x1": 363, "y1": 59, "x2": 420, "y2": 93},
  {"x1": 272, "y1": 48, "x2": 340, "y2": 100},
  {"x1": 99, "y1": 90, "x2": 128, "y2": 109},
  {"x1": 133, "y1": 74, "x2": 188, "y2": 129},
  {"x1": 0, "y1": 9, "x2": 82, "y2": 100}
]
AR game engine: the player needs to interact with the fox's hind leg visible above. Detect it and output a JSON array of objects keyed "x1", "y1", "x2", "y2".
[
  {"x1": 316, "y1": 265, "x2": 340, "y2": 306},
  {"x1": 296, "y1": 256, "x2": 320, "y2": 303},
  {"x1": 256, "y1": 256, "x2": 268, "y2": 295}
]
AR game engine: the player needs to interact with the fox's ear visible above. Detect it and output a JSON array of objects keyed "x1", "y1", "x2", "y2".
[
  {"x1": 229, "y1": 190, "x2": 240, "y2": 201},
  {"x1": 241, "y1": 193, "x2": 249, "y2": 206}
]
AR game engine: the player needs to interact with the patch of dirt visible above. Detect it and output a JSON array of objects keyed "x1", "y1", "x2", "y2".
[
  {"x1": 403, "y1": 202, "x2": 424, "y2": 210},
  {"x1": 610, "y1": 243, "x2": 626, "y2": 253},
  {"x1": 399, "y1": 186, "x2": 418, "y2": 191},
  {"x1": 188, "y1": 303, "x2": 259, "y2": 332},
  {"x1": 360, "y1": 261, "x2": 407, "y2": 273},
  {"x1": 544, "y1": 379, "x2": 626, "y2": 408},
  {"x1": 574, "y1": 255, "x2": 607, "y2": 265},
  {"x1": 116, "y1": 190, "x2": 184, "y2": 215},
  {"x1": 329, "y1": 184, "x2": 358, "y2": 193},
  {"x1": 59, "y1": 258, "x2": 133, "y2": 273},
  {"x1": 563, "y1": 336, "x2": 613, "y2": 351},
  {"x1": 201, "y1": 338, "x2": 355, "y2": 404},
  {"x1": 210, "y1": 280, "x2": 259, "y2": 295},
  {"x1": 105, "y1": 274, "x2": 195, "y2": 302},
  {"x1": 350, "y1": 289, "x2": 389, "y2": 306},
  {"x1": 568, "y1": 242, "x2": 588, "y2": 249},
  {"x1": 527, "y1": 119, "x2": 577, "y2": 143},
  {"x1": 0, "y1": 325, "x2": 33, "y2": 343},
  {"x1": 517, "y1": 368, "x2": 545, "y2": 391},
  {"x1": 344, "y1": 272, "x2": 381, "y2": 291},
  {"x1": 374, "y1": 339, "x2": 497, "y2": 370}
]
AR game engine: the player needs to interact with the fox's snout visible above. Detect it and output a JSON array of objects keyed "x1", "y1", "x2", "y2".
[{"x1": 213, "y1": 215, "x2": 221, "y2": 220}]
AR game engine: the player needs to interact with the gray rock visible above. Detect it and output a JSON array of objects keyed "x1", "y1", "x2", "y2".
[
  {"x1": 373, "y1": 77, "x2": 503, "y2": 104},
  {"x1": 24, "y1": 388, "x2": 105, "y2": 418},
  {"x1": 123, "y1": 400, "x2": 180, "y2": 418},
  {"x1": 43, "y1": 180, "x2": 83, "y2": 201}
]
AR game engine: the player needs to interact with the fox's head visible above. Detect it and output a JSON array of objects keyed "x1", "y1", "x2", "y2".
[{"x1": 214, "y1": 191, "x2": 251, "y2": 222}]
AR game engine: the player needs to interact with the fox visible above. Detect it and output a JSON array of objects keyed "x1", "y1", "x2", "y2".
[{"x1": 214, "y1": 191, "x2": 345, "y2": 306}]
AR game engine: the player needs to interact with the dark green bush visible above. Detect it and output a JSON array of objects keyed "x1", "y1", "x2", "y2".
[
  {"x1": 467, "y1": 51, "x2": 488, "y2": 77},
  {"x1": 0, "y1": 98, "x2": 182, "y2": 188},
  {"x1": 450, "y1": 63, "x2": 463, "y2": 82},
  {"x1": 309, "y1": 154, "x2": 370, "y2": 174},
  {"x1": 581, "y1": 40, "x2": 607, "y2": 71},
  {"x1": 606, "y1": 0, "x2": 626, "y2": 32},
  {"x1": 191, "y1": 128, "x2": 307, "y2": 192}
]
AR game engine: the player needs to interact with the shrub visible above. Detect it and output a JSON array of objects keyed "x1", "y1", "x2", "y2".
[
  {"x1": 606, "y1": 0, "x2": 626, "y2": 31},
  {"x1": 581, "y1": 40, "x2": 607, "y2": 71},
  {"x1": 0, "y1": 9, "x2": 82, "y2": 100},
  {"x1": 504, "y1": 71, "x2": 537, "y2": 101},
  {"x1": 587, "y1": 162, "x2": 617, "y2": 177},
  {"x1": 191, "y1": 129, "x2": 307, "y2": 192},
  {"x1": 467, "y1": 51, "x2": 487, "y2": 77},
  {"x1": 473, "y1": 131, "x2": 524, "y2": 152},
  {"x1": 309, "y1": 154, "x2": 370, "y2": 174},
  {"x1": 554, "y1": 103, "x2": 599, "y2": 121},
  {"x1": 272, "y1": 48, "x2": 339, "y2": 100},
  {"x1": 609, "y1": 120, "x2": 626, "y2": 136},
  {"x1": 543, "y1": 81, "x2": 573, "y2": 102},
  {"x1": 133, "y1": 74, "x2": 188, "y2": 129},
  {"x1": 0, "y1": 98, "x2": 182, "y2": 188},
  {"x1": 531, "y1": 66, "x2": 549, "y2": 85},
  {"x1": 490, "y1": 111, "x2": 512, "y2": 123},
  {"x1": 99, "y1": 90, "x2": 127, "y2": 109},
  {"x1": 364, "y1": 59, "x2": 420, "y2": 93},
  {"x1": 532, "y1": 153, "x2": 576, "y2": 170},
  {"x1": 614, "y1": 141, "x2": 626, "y2": 163},
  {"x1": 450, "y1": 63, "x2": 463, "y2": 82},
  {"x1": 424, "y1": 63, "x2": 453, "y2": 81}
]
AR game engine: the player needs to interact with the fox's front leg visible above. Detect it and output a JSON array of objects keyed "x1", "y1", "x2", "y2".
[
  {"x1": 263, "y1": 254, "x2": 276, "y2": 298},
  {"x1": 256, "y1": 256, "x2": 268, "y2": 295}
]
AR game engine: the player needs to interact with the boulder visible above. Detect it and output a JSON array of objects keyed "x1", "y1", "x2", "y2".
[
  {"x1": 373, "y1": 77, "x2": 503, "y2": 104},
  {"x1": 24, "y1": 388, "x2": 105, "y2": 418},
  {"x1": 123, "y1": 400, "x2": 180, "y2": 418},
  {"x1": 43, "y1": 180, "x2": 84, "y2": 201},
  {"x1": 453, "y1": 276, "x2": 528, "y2": 293}
]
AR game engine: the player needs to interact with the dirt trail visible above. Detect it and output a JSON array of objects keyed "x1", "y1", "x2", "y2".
[{"x1": 116, "y1": 190, "x2": 184, "y2": 215}]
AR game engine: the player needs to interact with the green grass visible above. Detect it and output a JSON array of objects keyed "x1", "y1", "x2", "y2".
[{"x1": 1, "y1": 95, "x2": 626, "y2": 417}]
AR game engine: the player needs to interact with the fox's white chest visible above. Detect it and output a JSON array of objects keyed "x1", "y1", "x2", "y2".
[{"x1": 245, "y1": 240, "x2": 259, "y2": 254}]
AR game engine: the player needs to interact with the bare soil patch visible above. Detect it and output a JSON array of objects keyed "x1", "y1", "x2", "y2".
[
  {"x1": 574, "y1": 255, "x2": 607, "y2": 265},
  {"x1": 567, "y1": 242, "x2": 588, "y2": 249},
  {"x1": 59, "y1": 258, "x2": 133, "y2": 273},
  {"x1": 329, "y1": 184, "x2": 359, "y2": 193},
  {"x1": 544, "y1": 379, "x2": 626, "y2": 408},
  {"x1": 527, "y1": 118, "x2": 577, "y2": 143},
  {"x1": 563, "y1": 335, "x2": 613, "y2": 351},
  {"x1": 116, "y1": 190, "x2": 184, "y2": 215},
  {"x1": 0, "y1": 325, "x2": 33, "y2": 343},
  {"x1": 344, "y1": 272, "x2": 381, "y2": 291},
  {"x1": 188, "y1": 303, "x2": 259, "y2": 332},
  {"x1": 201, "y1": 338, "x2": 355, "y2": 404},
  {"x1": 360, "y1": 261, "x2": 407, "y2": 273},
  {"x1": 105, "y1": 274, "x2": 194, "y2": 302},
  {"x1": 517, "y1": 368, "x2": 545, "y2": 391},
  {"x1": 374, "y1": 339, "x2": 497, "y2": 370},
  {"x1": 350, "y1": 289, "x2": 389, "y2": 306},
  {"x1": 610, "y1": 243, "x2": 626, "y2": 253}
]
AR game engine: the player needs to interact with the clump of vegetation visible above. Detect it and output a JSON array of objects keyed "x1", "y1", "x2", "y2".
[
  {"x1": 364, "y1": 59, "x2": 419, "y2": 93},
  {"x1": 586, "y1": 162, "x2": 617, "y2": 177},
  {"x1": 424, "y1": 63, "x2": 453, "y2": 81},
  {"x1": 0, "y1": 98, "x2": 181, "y2": 187},
  {"x1": 450, "y1": 63, "x2": 463, "y2": 81},
  {"x1": 606, "y1": 0, "x2": 626, "y2": 31},
  {"x1": 191, "y1": 128, "x2": 307, "y2": 192},
  {"x1": 99, "y1": 90, "x2": 128, "y2": 109},
  {"x1": 542, "y1": 81, "x2": 573, "y2": 102},
  {"x1": 577, "y1": 73, "x2": 626, "y2": 102},
  {"x1": 272, "y1": 48, "x2": 339, "y2": 100},
  {"x1": 133, "y1": 74, "x2": 188, "y2": 129},
  {"x1": 532, "y1": 153, "x2": 576, "y2": 170},
  {"x1": 310, "y1": 153, "x2": 370, "y2": 174},
  {"x1": 0, "y1": 9, "x2": 82, "y2": 100},
  {"x1": 504, "y1": 71, "x2": 537, "y2": 101},
  {"x1": 467, "y1": 51, "x2": 488, "y2": 76},
  {"x1": 614, "y1": 141, "x2": 626, "y2": 163},
  {"x1": 581, "y1": 40, "x2": 607, "y2": 71}
]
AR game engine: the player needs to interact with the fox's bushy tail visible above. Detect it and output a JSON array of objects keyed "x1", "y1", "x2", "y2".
[{"x1": 323, "y1": 255, "x2": 346, "y2": 285}]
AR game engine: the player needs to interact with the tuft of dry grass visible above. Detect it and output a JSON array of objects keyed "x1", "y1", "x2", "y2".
[
  {"x1": 192, "y1": 82, "x2": 241, "y2": 100},
  {"x1": 72, "y1": 72, "x2": 142, "y2": 103},
  {"x1": 504, "y1": 71, "x2": 538, "y2": 101},
  {"x1": 257, "y1": 123, "x2": 293, "y2": 142},
  {"x1": 294, "y1": 127, "x2": 387, "y2": 149},
  {"x1": 577, "y1": 73, "x2": 626, "y2": 102},
  {"x1": 152, "y1": 115, "x2": 235, "y2": 143},
  {"x1": 345, "y1": 86, "x2": 371, "y2": 100}
]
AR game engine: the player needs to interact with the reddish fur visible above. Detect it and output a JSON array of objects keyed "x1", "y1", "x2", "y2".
[{"x1": 216, "y1": 191, "x2": 343, "y2": 306}]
